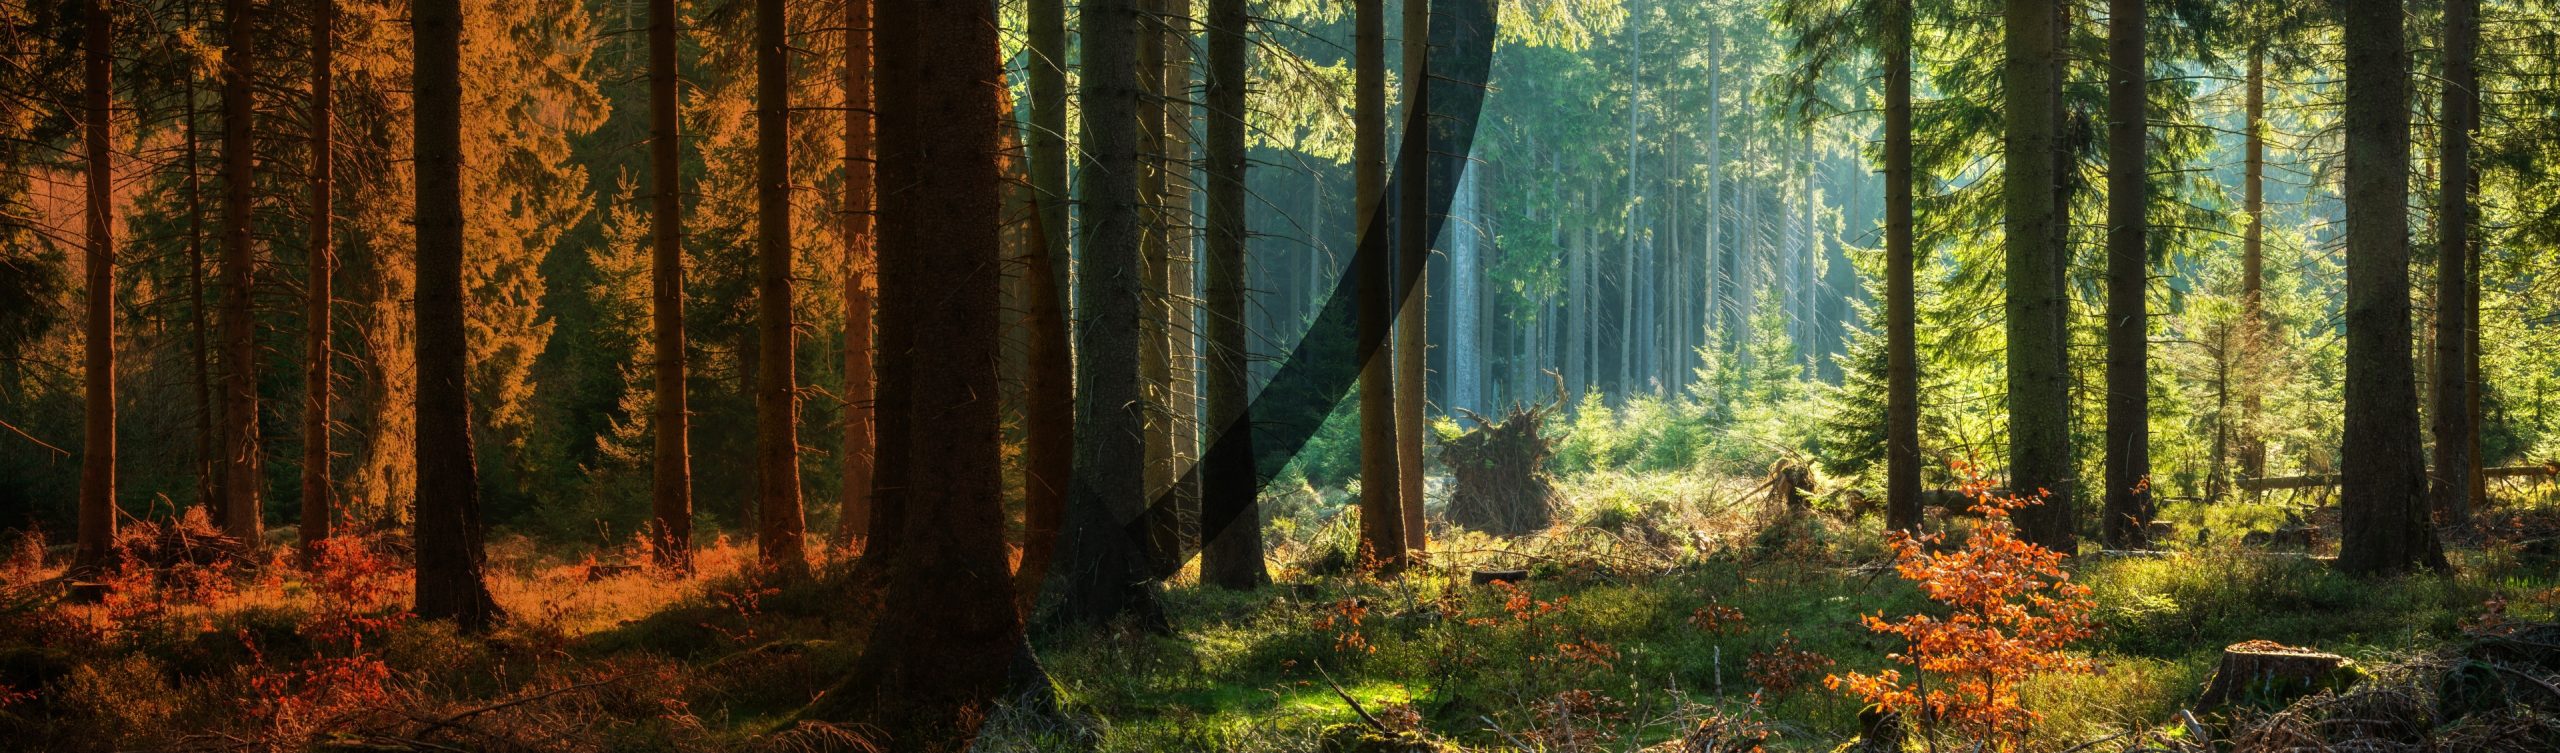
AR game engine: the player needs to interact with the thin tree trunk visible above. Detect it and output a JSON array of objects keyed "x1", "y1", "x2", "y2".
[
  {"x1": 2336, "y1": 0, "x2": 2443, "y2": 576},
  {"x1": 1200, "y1": 0, "x2": 1264, "y2": 590},
  {"x1": 2004, "y1": 0, "x2": 2074, "y2": 553},
  {"x1": 1014, "y1": 0, "x2": 1073, "y2": 604},
  {"x1": 221, "y1": 0, "x2": 263, "y2": 547},
  {"x1": 1882, "y1": 0, "x2": 1920, "y2": 533},
  {"x1": 412, "y1": 0, "x2": 502, "y2": 632},
  {"x1": 2429, "y1": 0, "x2": 2477, "y2": 528},
  {"x1": 1137, "y1": 0, "x2": 1178, "y2": 567},
  {"x1": 2101, "y1": 0, "x2": 2149, "y2": 548},
  {"x1": 1395, "y1": 0, "x2": 1428, "y2": 553},
  {"x1": 183, "y1": 0, "x2": 217, "y2": 526},
  {"x1": 1165, "y1": 1, "x2": 1201, "y2": 560},
  {"x1": 301, "y1": 0, "x2": 335, "y2": 557},
  {"x1": 649, "y1": 0, "x2": 695, "y2": 570},
  {"x1": 1355, "y1": 0, "x2": 1407, "y2": 572},
  {"x1": 754, "y1": 0, "x2": 806, "y2": 579},
  {"x1": 2236, "y1": 43, "x2": 2266, "y2": 485},
  {"x1": 74, "y1": 0, "x2": 115, "y2": 593},
  {"x1": 810, "y1": 3, "x2": 1023, "y2": 745}
]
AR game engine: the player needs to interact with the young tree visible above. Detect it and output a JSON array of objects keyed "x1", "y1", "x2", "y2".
[
  {"x1": 2428, "y1": 0, "x2": 2477, "y2": 527},
  {"x1": 1048, "y1": 0, "x2": 1164, "y2": 626},
  {"x1": 1199, "y1": 0, "x2": 1266, "y2": 590},
  {"x1": 1395, "y1": 0, "x2": 1429, "y2": 554},
  {"x1": 301, "y1": 0, "x2": 337, "y2": 557},
  {"x1": 2099, "y1": 0, "x2": 2149, "y2": 548},
  {"x1": 2336, "y1": 0, "x2": 2442, "y2": 576},
  {"x1": 413, "y1": 0, "x2": 504, "y2": 632},
  {"x1": 73, "y1": 0, "x2": 115, "y2": 593},
  {"x1": 2004, "y1": 0, "x2": 2074, "y2": 553},
  {"x1": 811, "y1": 3, "x2": 1024, "y2": 746},
  {"x1": 649, "y1": 0, "x2": 695, "y2": 570},
  {"x1": 1355, "y1": 0, "x2": 1408, "y2": 573},
  {"x1": 221, "y1": 0, "x2": 264, "y2": 546},
  {"x1": 753, "y1": 0, "x2": 807, "y2": 579}
]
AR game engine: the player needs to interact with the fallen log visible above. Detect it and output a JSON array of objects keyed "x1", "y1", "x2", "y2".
[{"x1": 2240, "y1": 463, "x2": 2556, "y2": 492}]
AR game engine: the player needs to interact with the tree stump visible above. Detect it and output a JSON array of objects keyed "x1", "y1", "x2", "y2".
[
  {"x1": 1442, "y1": 403, "x2": 1558, "y2": 536},
  {"x1": 2197, "y1": 640, "x2": 2360, "y2": 710}
]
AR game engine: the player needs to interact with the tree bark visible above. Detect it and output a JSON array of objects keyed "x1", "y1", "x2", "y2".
[
  {"x1": 1014, "y1": 0, "x2": 1074, "y2": 607},
  {"x1": 74, "y1": 0, "x2": 116, "y2": 592},
  {"x1": 1395, "y1": 0, "x2": 1429, "y2": 553},
  {"x1": 2004, "y1": 0, "x2": 2074, "y2": 553},
  {"x1": 1165, "y1": 0, "x2": 1201, "y2": 562},
  {"x1": 649, "y1": 0, "x2": 695, "y2": 570},
  {"x1": 187, "y1": 32, "x2": 217, "y2": 525},
  {"x1": 2428, "y1": 0, "x2": 2477, "y2": 528},
  {"x1": 1137, "y1": 0, "x2": 1179, "y2": 570},
  {"x1": 1882, "y1": 0, "x2": 1919, "y2": 533},
  {"x1": 2336, "y1": 0, "x2": 2443, "y2": 576},
  {"x1": 2236, "y1": 43, "x2": 2266, "y2": 486},
  {"x1": 1356, "y1": 0, "x2": 1409, "y2": 573},
  {"x1": 221, "y1": 0, "x2": 264, "y2": 547},
  {"x1": 2101, "y1": 0, "x2": 2149, "y2": 548},
  {"x1": 412, "y1": 0, "x2": 502, "y2": 632},
  {"x1": 301, "y1": 0, "x2": 335, "y2": 558},
  {"x1": 1046, "y1": 0, "x2": 1165, "y2": 626},
  {"x1": 1200, "y1": 0, "x2": 1267, "y2": 590},
  {"x1": 754, "y1": 0, "x2": 807, "y2": 579},
  {"x1": 808, "y1": 3, "x2": 1024, "y2": 745}
]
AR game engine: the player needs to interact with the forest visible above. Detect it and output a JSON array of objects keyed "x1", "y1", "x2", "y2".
[{"x1": 5, "y1": 0, "x2": 2560, "y2": 750}]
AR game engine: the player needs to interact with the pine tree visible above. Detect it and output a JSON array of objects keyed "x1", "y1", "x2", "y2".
[
  {"x1": 1395, "y1": 0, "x2": 1429, "y2": 554},
  {"x1": 2100, "y1": 0, "x2": 2150, "y2": 548},
  {"x1": 2004, "y1": 0, "x2": 2074, "y2": 553},
  {"x1": 301, "y1": 0, "x2": 338, "y2": 557},
  {"x1": 73, "y1": 0, "x2": 116, "y2": 595},
  {"x1": 220, "y1": 0, "x2": 264, "y2": 546},
  {"x1": 413, "y1": 0, "x2": 504, "y2": 632},
  {"x1": 752, "y1": 0, "x2": 806, "y2": 579},
  {"x1": 1200, "y1": 0, "x2": 1266, "y2": 590},
  {"x1": 1355, "y1": 0, "x2": 1408, "y2": 573},
  {"x1": 2428, "y1": 0, "x2": 2478, "y2": 527},
  {"x1": 648, "y1": 0, "x2": 695, "y2": 570}
]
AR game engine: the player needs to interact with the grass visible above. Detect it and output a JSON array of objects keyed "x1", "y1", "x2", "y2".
[{"x1": 7, "y1": 480, "x2": 2559, "y2": 751}]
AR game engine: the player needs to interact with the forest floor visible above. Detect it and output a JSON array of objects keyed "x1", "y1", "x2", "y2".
[{"x1": 8, "y1": 473, "x2": 2560, "y2": 752}]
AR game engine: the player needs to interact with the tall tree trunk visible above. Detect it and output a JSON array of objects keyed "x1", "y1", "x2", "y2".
[
  {"x1": 1200, "y1": 0, "x2": 1266, "y2": 590},
  {"x1": 1014, "y1": 0, "x2": 1073, "y2": 605},
  {"x1": 412, "y1": 0, "x2": 502, "y2": 632},
  {"x1": 2429, "y1": 0, "x2": 2477, "y2": 528},
  {"x1": 2004, "y1": 0, "x2": 2074, "y2": 553},
  {"x1": 1617, "y1": 0, "x2": 1637, "y2": 400},
  {"x1": 809, "y1": 3, "x2": 1022, "y2": 745},
  {"x1": 1355, "y1": 0, "x2": 1407, "y2": 572},
  {"x1": 74, "y1": 0, "x2": 115, "y2": 593},
  {"x1": 2336, "y1": 0, "x2": 2443, "y2": 576},
  {"x1": 1395, "y1": 0, "x2": 1429, "y2": 553},
  {"x1": 1137, "y1": 0, "x2": 1179, "y2": 568},
  {"x1": 2236, "y1": 43, "x2": 2266, "y2": 487},
  {"x1": 301, "y1": 0, "x2": 335, "y2": 557},
  {"x1": 189, "y1": 35, "x2": 217, "y2": 526},
  {"x1": 221, "y1": 0, "x2": 264, "y2": 547},
  {"x1": 2101, "y1": 0, "x2": 2149, "y2": 548},
  {"x1": 1047, "y1": 0, "x2": 1165, "y2": 626},
  {"x1": 754, "y1": 0, "x2": 806, "y2": 579},
  {"x1": 1882, "y1": 0, "x2": 1920, "y2": 533},
  {"x1": 1165, "y1": 1, "x2": 1201, "y2": 562},
  {"x1": 649, "y1": 0, "x2": 695, "y2": 570}
]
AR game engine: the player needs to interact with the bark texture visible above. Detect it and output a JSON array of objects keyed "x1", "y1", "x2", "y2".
[
  {"x1": 74, "y1": 0, "x2": 116, "y2": 589},
  {"x1": 2101, "y1": 0, "x2": 2150, "y2": 548},
  {"x1": 221, "y1": 0, "x2": 263, "y2": 546},
  {"x1": 412, "y1": 0, "x2": 503, "y2": 632},
  {"x1": 753, "y1": 0, "x2": 806, "y2": 579},
  {"x1": 2003, "y1": 0, "x2": 2074, "y2": 553},
  {"x1": 649, "y1": 0, "x2": 695, "y2": 570}
]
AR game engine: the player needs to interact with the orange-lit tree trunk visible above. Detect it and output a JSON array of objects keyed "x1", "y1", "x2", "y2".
[
  {"x1": 187, "y1": 32, "x2": 217, "y2": 525},
  {"x1": 1012, "y1": 0, "x2": 1073, "y2": 608},
  {"x1": 1199, "y1": 0, "x2": 1265, "y2": 589},
  {"x1": 1394, "y1": 0, "x2": 1428, "y2": 553},
  {"x1": 300, "y1": 0, "x2": 336, "y2": 558},
  {"x1": 73, "y1": 0, "x2": 116, "y2": 595},
  {"x1": 412, "y1": 0, "x2": 502, "y2": 632},
  {"x1": 807, "y1": 2, "x2": 1023, "y2": 747},
  {"x1": 838, "y1": 0, "x2": 876, "y2": 552},
  {"x1": 220, "y1": 0, "x2": 263, "y2": 546},
  {"x1": 1354, "y1": 0, "x2": 1407, "y2": 572},
  {"x1": 753, "y1": 0, "x2": 807, "y2": 579},
  {"x1": 647, "y1": 0, "x2": 695, "y2": 571}
]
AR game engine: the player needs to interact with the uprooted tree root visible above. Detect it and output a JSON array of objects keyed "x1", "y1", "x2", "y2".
[{"x1": 1443, "y1": 402, "x2": 1561, "y2": 537}]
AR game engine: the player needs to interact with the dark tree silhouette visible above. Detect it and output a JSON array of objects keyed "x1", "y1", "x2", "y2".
[
  {"x1": 648, "y1": 0, "x2": 695, "y2": 571},
  {"x1": 1200, "y1": 0, "x2": 1267, "y2": 590},
  {"x1": 412, "y1": 0, "x2": 503, "y2": 632},
  {"x1": 753, "y1": 0, "x2": 807, "y2": 579},
  {"x1": 2100, "y1": 0, "x2": 2150, "y2": 548},
  {"x1": 301, "y1": 0, "x2": 337, "y2": 558}
]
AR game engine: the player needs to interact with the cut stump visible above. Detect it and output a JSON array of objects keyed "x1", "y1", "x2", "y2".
[{"x1": 2197, "y1": 640, "x2": 2360, "y2": 710}]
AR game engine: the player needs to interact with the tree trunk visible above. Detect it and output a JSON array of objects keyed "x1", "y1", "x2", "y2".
[
  {"x1": 1165, "y1": 1, "x2": 1201, "y2": 563},
  {"x1": 2428, "y1": 0, "x2": 2477, "y2": 528},
  {"x1": 221, "y1": 0, "x2": 263, "y2": 547},
  {"x1": 74, "y1": 0, "x2": 115, "y2": 592},
  {"x1": 187, "y1": 35, "x2": 216, "y2": 525},
  {"x1": 1047, "y1": 0, "x2": 1165, "y2": 626},
  {"x1": 1354, "y1": 0, "x2": 1407, "y2": 572},
  {"x1": 1200, "y1": 0, "x2": 1266, "y2": 590},
  {"x1": 412, "y1": 0, "x2": 502, "y2": 632},
  {"x1": 754, "y1": 0, "x2": 807, "y2": 579},
  {"x1": 2336, "y1": 0, "x2": 2443, "y2": 576},
  {"x1": 301, "y1": 0, "x2": 335, "y2": 558},
  {"x1": 2237, "y1": 44, "x2": 2267, "y2": 485},
  {"x1": 808, "y1": 3, "x2": 1024, "y2": 745},
  {"x1": 2004, "y1": 0, "x2": 2074, "y2": 553},
  {"x1": 649, "y1": 0, "x2": 695, "y2": 570},
  {"x1": 1395, "y1": 0, "x2": 1429, "y2": 553},
  {"x1": 1014, "y1": 0, "x2": 1073, "y2": 606},
  {"x1": 2100, "y1": 0, "x2": 2149, "y2": 548},
  {"x1": 1882, "y1": 0, "x2": 1919, "y2": 533},
  {"x1": 1137, "y1": 0, "x2": 1179, "y2": 570}
]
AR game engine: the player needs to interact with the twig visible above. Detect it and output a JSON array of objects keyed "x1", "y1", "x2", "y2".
[
  {"x1": 408, "y1": 675, "x2": 624, "y2": 739},
  {"x1": 1313, "y1": 661, "x2": 1389, "y2": 734}
]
